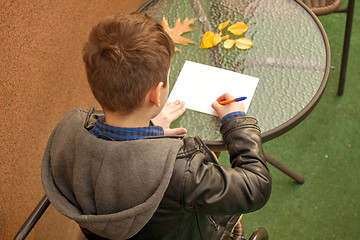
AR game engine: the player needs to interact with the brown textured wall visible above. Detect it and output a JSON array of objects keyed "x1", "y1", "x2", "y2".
[{"x1": 0, "y1": 1, "x2": 147, "y2": 239}]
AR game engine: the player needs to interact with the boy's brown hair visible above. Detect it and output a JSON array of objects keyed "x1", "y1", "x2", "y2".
[{"x1": 83, "y1": 12, "x2": 175, "y2": 114}]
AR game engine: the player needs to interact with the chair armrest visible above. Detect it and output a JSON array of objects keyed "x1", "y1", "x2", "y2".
[{"x1": 13, "y1": 195, "x2": 50, "y2": 240}]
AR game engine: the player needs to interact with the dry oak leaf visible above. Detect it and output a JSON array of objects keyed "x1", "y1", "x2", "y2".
[{"x1": 161, "y1": 16, "x2": 196, "y2": 51}]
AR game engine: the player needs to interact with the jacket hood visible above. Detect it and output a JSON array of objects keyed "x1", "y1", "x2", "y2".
[{"x1": 41, "y1": 108, "x2": 183, "y2": 239}]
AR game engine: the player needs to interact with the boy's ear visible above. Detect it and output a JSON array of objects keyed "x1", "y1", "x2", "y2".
[{"x1": 149, "y1": 82, "x2": 164, "y2": 107}]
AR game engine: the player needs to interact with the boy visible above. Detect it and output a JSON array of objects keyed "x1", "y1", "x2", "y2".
[{"x1": 41, "y1": 12, "x2": 271, "y2": 240}]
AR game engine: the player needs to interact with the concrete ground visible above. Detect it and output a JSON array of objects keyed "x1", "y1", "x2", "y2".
[{"x1": 0, "y1": 1, "x2": 147, "y2": 239}]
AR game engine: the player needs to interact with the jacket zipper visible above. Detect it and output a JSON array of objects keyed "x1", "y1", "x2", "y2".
[{"x1": 208, "y1": 215, "x2": 220, "y2": 230}]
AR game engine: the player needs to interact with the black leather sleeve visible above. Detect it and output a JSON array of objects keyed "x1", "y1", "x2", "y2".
[{"x1": 181, "y1": 116, "x2": 271, "y2": 215}]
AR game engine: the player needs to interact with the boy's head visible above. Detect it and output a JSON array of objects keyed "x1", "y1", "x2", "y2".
[{"x1": 83, "y1": 12, "x2": 175, "y2": 114}]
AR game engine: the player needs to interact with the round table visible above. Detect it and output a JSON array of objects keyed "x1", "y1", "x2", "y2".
[{"x1": 138, "y1": 0, "x2": 330, "y2": 151}]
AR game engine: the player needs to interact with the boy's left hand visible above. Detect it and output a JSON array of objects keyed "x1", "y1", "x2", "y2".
[{"x1": 152, "y1": 100, "x2": 187, "y2": 136}]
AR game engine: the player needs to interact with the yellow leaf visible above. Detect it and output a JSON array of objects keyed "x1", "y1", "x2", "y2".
[
  {"x1": 235, "y1": 38, "x2": 253, "y2": 50},
  {"x1": 227, "y1": 22, "x2": 248, "y2": 35},
  {"x1": 200, "y1": 31, "x2": 215, "y2": 48},
  {"x1": 161, "y1": 16, "x2": 196, "y2": 51},
  {"x1": 221, "y1": 35, "x2": 230, "y2": 40},
  {"x1": 223, "y1": 39, "x2": 235, "y2": 49},
  {"x1": 213, "y1": 33, "x2": 222, "y2": 46},
  {"x1": 200, "y1": 31, "x2": 222, "y2": 48},
  {"x1": 218, "y1": 20, "x2": 231, "y2": 31}
]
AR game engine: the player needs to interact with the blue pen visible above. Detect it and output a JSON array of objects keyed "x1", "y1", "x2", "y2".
[{"x1": 218, "y1": 96, "x2": 247, "y2": 105}]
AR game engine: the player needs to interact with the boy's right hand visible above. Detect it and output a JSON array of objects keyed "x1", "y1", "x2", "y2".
[{"x1": 211, "y1": 93, "x2": 245, "y2": 120}]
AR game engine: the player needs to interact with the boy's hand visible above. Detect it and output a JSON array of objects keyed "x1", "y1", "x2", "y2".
[
  {"x1": 152, "y1": 100, "x2": 187, "y2": 135},
  {"x1": 211, "y1": 93, "x2": 245, "y2": 120}
]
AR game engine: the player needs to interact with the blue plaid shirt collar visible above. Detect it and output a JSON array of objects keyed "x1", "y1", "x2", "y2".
[{"x1": 90, "y1": 116, "x2": 164, "y2": 141}]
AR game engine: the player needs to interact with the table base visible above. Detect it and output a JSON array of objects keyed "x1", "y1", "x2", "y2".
[
  {"x1": 264, "y1": 152, "x2": 304, "y2": 184},
  {"x1": 213, "y1": 150, "x2": 304, "y2": 184}
]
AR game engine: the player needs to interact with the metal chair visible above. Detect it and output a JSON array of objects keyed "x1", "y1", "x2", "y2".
[
  {"x1": 14, "y1": 195, "x2": 269, "y2": 240},
  {"x1": 14, "y1": 195, "x2": 50, "y2": 240},
  {"x1": 299, "y1": 0, "x2": 355, "y2": 96}
]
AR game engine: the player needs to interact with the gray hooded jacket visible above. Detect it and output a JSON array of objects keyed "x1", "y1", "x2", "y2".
[
  {"x1": 42, "y1": 108, "x2": 183, "y2": 239},
  {"x1": 42, "y1": 108, "x2": 271, "y2": 240}
]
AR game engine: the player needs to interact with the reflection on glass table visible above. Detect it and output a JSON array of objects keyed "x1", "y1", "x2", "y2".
[{"x1": 138, "y1": 0, "x2": 330, "y2": 184}]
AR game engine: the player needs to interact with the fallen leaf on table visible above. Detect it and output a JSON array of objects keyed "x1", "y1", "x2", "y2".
[
  {"x1": 161, "y1": 16, "x2": 196, "y2": 51},
  {"x1": 223, "y1": 38, "x2": 253, "y2": 50},
  {"x1": 227, "y1": 22, "x2": 248, "y2": 35},
  {"x1": 213, "y1": 33, "x2": 222, "y2": 46},
  {"x1": 223, "y1": 39, "x2": 235, "y2": 49},
  {"x1": 199, "y1": 31, "x2": 214, "y2": 48},
  {"x1": 235, "y1": 38, "x2": 253, "y2": 49},
  {"x1": 199, "y1": 20, "x2": 253, "y2": 50},
  {"x1": 218, "y1": 20, "x2": 231, "y2": 31},
  {"x1": 199, "y1": 31, "x2": 222, "y2": 48},
  {"x1": 221, "y1": 34, "x2": 230, "y2": 40}
]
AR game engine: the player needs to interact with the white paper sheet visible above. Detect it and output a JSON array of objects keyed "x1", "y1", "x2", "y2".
[{"x1": 167, "y1": 60, "x2": 259, "y2": 116}]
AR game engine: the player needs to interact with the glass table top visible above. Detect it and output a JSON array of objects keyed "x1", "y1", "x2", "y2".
[{"x1": 140, "y1": 0, "x2": 330, "y2": 142}]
